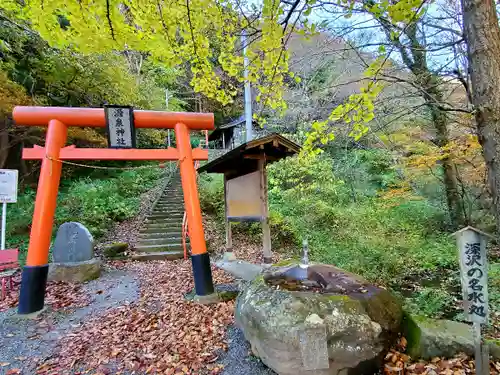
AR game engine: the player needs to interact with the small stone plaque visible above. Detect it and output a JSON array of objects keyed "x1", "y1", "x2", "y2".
[
  {"x1": 299, "y1": 324, "x2": 329, "y2": 370},
  {"x1": 53, "y1": 222, "x2": 94, "y2": 263}
]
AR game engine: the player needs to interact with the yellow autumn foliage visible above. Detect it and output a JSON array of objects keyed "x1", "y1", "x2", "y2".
[{"x1": 0, "y1": 71, "x2": 33, "y2": 115}]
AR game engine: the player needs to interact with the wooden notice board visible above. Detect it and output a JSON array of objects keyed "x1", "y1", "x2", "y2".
[{"x1": 226, "y1": 170, "x2": 263, "y2": 221}]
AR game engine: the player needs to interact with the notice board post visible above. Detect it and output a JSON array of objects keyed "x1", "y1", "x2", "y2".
[
  {"x1": 198, "y1": 133, "x2": 301, "y2": 264},
  {"x1": 0, "y1": 169, "x2": 18, "y2": 250}
]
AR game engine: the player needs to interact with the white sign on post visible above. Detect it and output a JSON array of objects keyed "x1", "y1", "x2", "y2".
[
  {"x1": 0, "y1": 169, "x2": 18, "y2": 250},
  {"x1": 0, "y1": 169, "x2": 18, "y2": 203}
]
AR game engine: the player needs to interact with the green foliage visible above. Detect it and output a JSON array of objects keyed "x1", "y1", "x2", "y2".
[
  {"x1": 489, "y1": 263, "x2": 500, "y2": 315},
  {"x1": 198, "y1": 147, "x2": 500, "y2": 320},
  {"x1": 403, "y1": 287, "x2": 455, "y2": 318},
  {"x1": 198, "y1": 173, "x2": 225, "y2": 220},
  {"x1": 0, "y1": 17, "x2": 161, "y2": 109},
  {"x1": 7, "y1": 167, "x2": 164, "y2": 264},
  {"x1": 268, "y1": 153, "x2": 343, "y2": 198}
]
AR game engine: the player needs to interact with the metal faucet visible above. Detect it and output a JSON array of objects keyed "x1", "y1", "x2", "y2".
[{"x1": 300, "y1": 238, "x2": 309, "y2": 269}]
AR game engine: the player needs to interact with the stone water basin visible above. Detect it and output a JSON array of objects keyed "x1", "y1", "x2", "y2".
[{"x1": 235, "y1": 263, "x2": 403, "y2": 375}]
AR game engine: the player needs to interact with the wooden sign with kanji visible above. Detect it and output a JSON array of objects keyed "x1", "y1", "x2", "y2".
[{"x1": 104, "y1": 105, "x2": 136, "y2": 148}]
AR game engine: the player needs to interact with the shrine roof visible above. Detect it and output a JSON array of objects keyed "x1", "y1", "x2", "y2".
[{"x1": 197, "y1": 133, "x2": 300, "y2": 178}]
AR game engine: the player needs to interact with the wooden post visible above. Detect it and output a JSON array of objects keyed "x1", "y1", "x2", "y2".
[
  {"x1": 259, "y1": 158, "x2": 272, "y2": 264},
  {"x1": 473, "y1": 322, "x2": 485, "y2": 375},
  {"x1": 223, "y1": 174, "x2": 235, "y2": 261},
  {"x1": 453, "y1": 226, "x2": 491, "y2": 375}
]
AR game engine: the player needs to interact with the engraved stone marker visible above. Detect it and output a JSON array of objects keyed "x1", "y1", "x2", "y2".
[
  {"x1": 53, "y1": 222, "x2": 94, "y2": 263},
  {"x1": 299, "y1": 313, "x2": 329, "y2": 370}
]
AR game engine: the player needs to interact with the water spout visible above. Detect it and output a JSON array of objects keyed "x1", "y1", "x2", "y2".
[{"x1": 300, "y1": 238, "x2": 309, "y2": 269}]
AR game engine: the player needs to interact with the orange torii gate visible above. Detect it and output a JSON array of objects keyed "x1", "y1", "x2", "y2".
[{"x1": 13, "y1": 106, "x2": 216, "y2": 315}]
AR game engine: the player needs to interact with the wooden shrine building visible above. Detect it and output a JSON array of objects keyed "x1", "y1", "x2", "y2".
[{"x1": 198, "y1": 133, "x2": 300, "y2": 263}]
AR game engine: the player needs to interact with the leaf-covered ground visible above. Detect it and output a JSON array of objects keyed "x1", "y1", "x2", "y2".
[
  {"x1": 0, "y1": 231, "x2": 499, "y2": 374},
  {"x1": 40, "y1": 261, "x2": 235, "y2": 374},
  {"x1": 384, "y1": 338, "x2": 500, "y2": 375}
]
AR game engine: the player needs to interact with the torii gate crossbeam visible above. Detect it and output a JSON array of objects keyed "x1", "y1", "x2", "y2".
[{"x1": 13, "y1": 106, "x2": 216, "y2": 315}]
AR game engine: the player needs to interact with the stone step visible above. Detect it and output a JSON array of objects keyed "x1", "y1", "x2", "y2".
[
  {"x1": 147, "y1": 217, "x2": 183, "y2": 222},
  {"x1": 150, "y1": 211, "x2": 183, "y2": 215},
  {"x1": 146, "y1": 221, "x2": 183, "y2": 226},
  {"x1": 144, "y1": 225, "x2": 182, "y2": 233},
  {"x1": 146, "y1": 220, "x2": 183, "y2": 225},
  {"x1": 135, "y1": 243, "x2": 185, "y2": 252},
  {"x1": 131, "y1": 251, "x2": 185, "y2": 261},
  {"x1": 148, "y1": 212, "x2": 183, "y2": 217},
  {"x1": 153, "y1": 209, "x2": 183, "y2": 214},
  {"x1": 146, "y1": 211, "x2": 184, "y2": 222},
  {"x1": 154, "y1": 204, "x2": 185, "y2": 208},
  {"x1": 145, "y1": 222, "x2": 182, "y2": 227},
  {"x1": 139, "y1": 228, "x2": 183, "y2": 234},
  {"x1": 150, "y1": 209, "x2": 184, "y2": 214},
  {"x1": 139, "y1": 228, "x2": 181, "y2": 241},
  {"x1": 149, "y1": 213, "x2": 184, "y2": 217},
  {"x1": 137, "y1": 237, "x2": 185, "y2": 245},
  {"x1": 148, "y1": 214, "x2": 184, "y2": 219}
]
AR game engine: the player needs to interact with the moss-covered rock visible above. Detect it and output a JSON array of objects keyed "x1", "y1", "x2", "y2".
[
  {"x1": 487, "y1": 339, "x2": 500, "y2": 360},
  {"x1": 184, "y1": 283, "x2": 240, "y2": 302},
  {"x1": 102, "y1": 242, "x2": 128, "y2": 258},
  {"x1": 236, "y1": 264, "x2": 403, "y2": 375},
  {"x1": 48, "y1": 259, "x2": 101, "y2": 283},
  {"x1": 403, "y1": 314, "x2": 500, "y2": 360}
]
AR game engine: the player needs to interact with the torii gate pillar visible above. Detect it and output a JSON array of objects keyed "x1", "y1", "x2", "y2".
[{"x1": 13, "y1": 106, "x2": 215, "y2": 315}]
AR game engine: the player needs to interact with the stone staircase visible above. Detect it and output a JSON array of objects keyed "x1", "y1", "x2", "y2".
[{"x1": 132, "y1": 173, "x2": 188, "y2": 261}]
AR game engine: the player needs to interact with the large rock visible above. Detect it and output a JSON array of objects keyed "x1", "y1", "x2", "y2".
[
  {"x1": 52, "y1": 222, "x2": 94, "y2": 262},
  {"x1": 404, "y1": 314, "x2": 500, "y2": 360},
  {"x1": 235, "y1": 263, "x2": 403, "y2": 375},
  {"x1": 48, "y1": 258, "x2": 101, "y2": 283},
  {"x1": 102, "y1": 242, "x2": 129, "y2": 259}
]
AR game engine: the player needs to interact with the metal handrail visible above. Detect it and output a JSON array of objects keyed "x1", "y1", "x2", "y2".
[{"x1": 181, "y1": 211, "x2": 188, "y2": 260}]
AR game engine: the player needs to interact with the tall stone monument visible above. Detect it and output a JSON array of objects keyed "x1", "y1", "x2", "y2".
[{"x1": 48, "y1": 222, "x2": 101, "y2": 283}]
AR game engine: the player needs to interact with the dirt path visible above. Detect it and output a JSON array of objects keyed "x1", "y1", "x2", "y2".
[{"x1": 0, "y1": 265, "x2": 140, "y2": 374}]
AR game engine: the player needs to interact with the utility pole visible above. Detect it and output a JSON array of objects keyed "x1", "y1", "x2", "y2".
[
  {"x1": 165, "y1": 89, "x2": 171, "y2": 148},
  {"x1": 241, "y1": 30, "x2": 253, "y2": 142}
]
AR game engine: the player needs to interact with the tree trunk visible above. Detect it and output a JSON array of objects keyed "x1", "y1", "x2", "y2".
[
  {"x1": 442, "y1": 157, "x2": 464, "y2": 227},
  {"x1": 426, "y1": 83, "x2": 465, "y2": 228},
  {"x1": 462, "y1": 0, "x2": 500, "y2": 233},
  {"x1": 0, "y1": 124, "x2": 9, "y2": 169},
  {"x1": 376, "y1": 13, "x2": 466, "y2": 228}
]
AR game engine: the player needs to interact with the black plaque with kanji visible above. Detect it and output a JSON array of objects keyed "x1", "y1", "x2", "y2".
[{"x1": 104, "y1": 105, "x2": 136, "y2": 148}]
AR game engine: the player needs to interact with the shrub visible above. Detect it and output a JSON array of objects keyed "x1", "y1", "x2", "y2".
[{"x1": 7, "y1": 166, "x2": 164, "y2": 263}]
